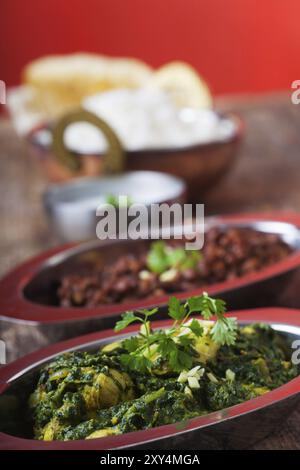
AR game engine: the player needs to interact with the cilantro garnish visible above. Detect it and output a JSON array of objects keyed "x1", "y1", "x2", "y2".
[
  {"x1": 146, "y1": 241, "x2": 201, "y2": 274},
  {"x1": 114, "y1": 292, "x2": 237, "y2": 374},
  {"x1": 105, "y1": 194, "x2": 133, "y2": 208}
]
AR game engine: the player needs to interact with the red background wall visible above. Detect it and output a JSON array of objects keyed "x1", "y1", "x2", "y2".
[{"x1": 1, "y1": 0, "x2": 300, "y2": 95}]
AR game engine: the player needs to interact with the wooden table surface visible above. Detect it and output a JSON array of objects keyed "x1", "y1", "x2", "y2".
[{"x1": 1, "y1": 92, "x2": 300, "y2": 449}]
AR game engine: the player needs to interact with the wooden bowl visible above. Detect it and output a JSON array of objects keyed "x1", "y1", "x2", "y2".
[{"x1": 27, "y1": 112, "x2": 244, "y2": 201}]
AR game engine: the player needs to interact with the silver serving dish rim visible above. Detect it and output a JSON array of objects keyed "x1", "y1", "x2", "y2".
[{"x1": 1, "y1": 309, "x2": 300, "y2": 449}]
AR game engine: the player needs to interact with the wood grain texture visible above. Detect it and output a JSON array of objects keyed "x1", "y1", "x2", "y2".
[{"x1": 1, "y1": 92, "x2": 300, "y2": 449}]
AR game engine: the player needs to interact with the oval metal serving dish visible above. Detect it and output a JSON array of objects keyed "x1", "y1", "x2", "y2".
[
  {"x1": 1, "y1": 212, "x2": 300, "y2": 362},
  {"x1": 0, "y1": 307, "x2": 300, "y2": 450}
]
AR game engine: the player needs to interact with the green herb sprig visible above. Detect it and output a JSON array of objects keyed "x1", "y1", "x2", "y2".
[
  {"x1": 105, "y1": 194, "x2": 133, "y2": 208},
  {"x1": 146, "y1": 241, "x2": 201, "y2": 275},
  {"x1": 114, "y1": 293, "x2": 237, "y2": 374}
]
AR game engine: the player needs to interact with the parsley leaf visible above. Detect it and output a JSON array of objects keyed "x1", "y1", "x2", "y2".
[
  {"x1": 190, "y1": 292, "x2": 226, "y2": 320},
  {"x1": 120, "y1": 354, "x2": 151, "y2": 373},
  {"x1": 181, "y1": 250, "x2": 201, "y2": 269},
  {"x1": 122, "y1": 337, "x2": 140, "y2": 352},
  {"x1": 211, "y1": 316, "x2": 237, "y2": 346},
  {"x1": 187, "y1": 318, "x2": 204, "y2": 337},
  {"x1": 186, "y1": 296, "x2": 206, "y2": 314},
  {"x1": 146, "y1": 241, "x2": 201, "y2": 274},
  {"x1": 177, "y1": 334, "x2": 192, "y2": 348},
  {"x1": 114, "y1": 311, "x2": 140, "y2": 332},
  {"x1": 157, "y1": 335, "x2": 177, "y2": 362},
  {"x1": 166, "y1": 247, "x2": 186, "y2": 267},
  {"x1": 168, "y1": 296, "x2": 186, "y2": 321},
  {"x1": 136, "y1": 308, "x2": 159, "y2": 317},
  {"x1": 169, "y1": 349, "x2": 193, "y2": 372},
  {"x1": 146, "y1": 241, "x2": 169, "y2": 274},
  {"x1": 113, "y1": 292, "x2": 237, "y2": 375}
]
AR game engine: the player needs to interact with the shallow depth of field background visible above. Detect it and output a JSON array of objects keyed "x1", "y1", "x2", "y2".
[{"x1": 1, "y1": 0, "x2": 300, "y2": 95}]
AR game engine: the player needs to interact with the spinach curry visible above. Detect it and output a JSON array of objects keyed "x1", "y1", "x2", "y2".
[{"x1": 29, "y1": 294, "x2": 298, "y2": 441}]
